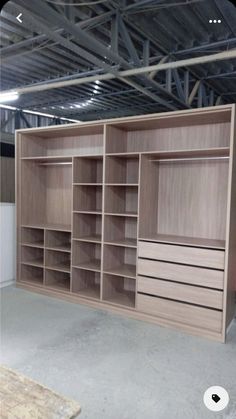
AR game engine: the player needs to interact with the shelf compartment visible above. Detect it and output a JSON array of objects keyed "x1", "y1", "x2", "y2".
[
  {"x1": 105, "y1": 185, "x2": 138, "y2": 216},
  {"x1": 104, "y1": 215, "x2": 137, "y2": 248},
  {"x1": 45, "y1": 249, "x2": 71, "y2": 273},
  {"x1": 20, "y1": 264, "x2": 43, "y2": 285},
  {"x1": 105, "y1": 155, "x2": 139, "y2": 184},
  {"x1": 103, "y1": 245, "x2": 136, "y2": 279},
  {"x1": 73, "y1": 156, "x2": 103, "y2": 184},
  {"x1": 72, "y1": 268, "x2": 100, "y2": 299},
  {"x1": 73, "y1": 185, "x2": 102, "y2": 212},
  {"x1": 102, "y1": 274, "x2": 135, "y2": 308},
  {"x1": 73, "y1": 213, "x2": 102, "y2": 241},
  {"x1": 72, "y1": 241, "x2": 101, "y2": 272},
  {"x1": 21, "y1": 246, "x2": 44, "y2": 267},
  {"x1": 45, "y1": 269, "x2": 70, "y2": 291},
  {"x1": 45, "y1": 230, "x2": 71, "y2": 252},
  {"x1": 21, "y1": 227, "x2": 44, "y2": 248}
]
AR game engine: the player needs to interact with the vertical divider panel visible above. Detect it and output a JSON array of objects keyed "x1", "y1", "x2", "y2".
[
  {"x1": 100, "y1": 125, "x2": 106, "y2": 300},
  {"x1": 135, "y1": 154, "x2": 141, "y2": 308},
  {"x1": 70, "y1": 157, "x2": 75, "y2": 292},
  {"x1": 43, "y1": 228, "x2": 46, "y2": 285}
]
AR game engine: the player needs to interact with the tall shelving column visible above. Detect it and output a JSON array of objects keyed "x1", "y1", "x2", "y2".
[
  {"x1": 71, "y1": 156, "x2": 104, "y2": 300},
  {"x1": 102, "y1": 153, "x2": 140, "y2": 308}
]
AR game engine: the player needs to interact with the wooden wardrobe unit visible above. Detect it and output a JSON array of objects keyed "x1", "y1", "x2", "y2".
[{"x1": 16, "y1": 105, "x2": 236, "y2": 342}]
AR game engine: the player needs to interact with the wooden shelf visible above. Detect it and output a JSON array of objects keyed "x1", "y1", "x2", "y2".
[
  {"x1": 105, "y1": 212, "x2": 138, "y2": 217},
  {"x1": 73, "y1": 156, "x2": 103, "y2": 184},
  {"x1": 20, "y1": 264, "x2": 44, "y2": 285},
  {"x1": 105, "y1": 183, "x2": 138, "y2": 187},
  {"x1": 104, "y1": 239, "x2": 137, "y2": 248},
  {"x1": 73, "y1": 210, "x2": 102, "y2": 215},
  {"x1": 104, "y1": 264, "x2": 136, "y2": 279},
  {"x1": 21, "y1": 260, "x2": 44, "y2": 268},
  {"x1": 74, "y1": 284, "x2": 100, "y2": 300},
  {"x1": 45, "y1": 262, "x2": 71, "y2": 273},
  {"x1": 146, "y1": 147, "x2": 230, "y2": 160},
  {"x1": 139, "y1": 234, "x2": 225, "y2": 249},
  {"x1": 73, "y1": 213, "x2": 102, "y2": 241},
  {"x1": 73, "y1": 183, "x2": 103, "y2": 186},
  {"x1": 21, "y1": 223, "x2": 71, "y2": 232},
  {"x1": 21, "y1": 242, "x2": 44, "y2": 249},
  {"x1": 73, "y1": 260, "x2": 101, "y2": 272},
  {"x1": 45, "y1": 245, "x2": 71, "y2": 252},
  {"x1": 73, "y1": 234, "x2": 101, "y2": 243},
  {"x1": 21, "y1": 156, "x2": 72, "y2": 163}
]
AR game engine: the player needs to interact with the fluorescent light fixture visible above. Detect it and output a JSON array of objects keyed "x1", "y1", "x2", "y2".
[
  {"x1": 95, "y1": 80, "x2": 100, "y2": 85},
  {"x1": 0, "y1": 91, "x2": 19, "y2": 103},
  {"x1": 0, "y1": 104, "x2": 17, "y2": 110},
  {"x1": 94, "y1": 84, "x2": 99, "y2": 89}
]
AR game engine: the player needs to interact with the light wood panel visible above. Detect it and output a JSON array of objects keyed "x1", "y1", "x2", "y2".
[
  {"x1": 137, "y1": 259, "x2": 224, "y2": 289},
  {"x1": 137, "y1": 294, "x2": 222, "y2": 332},
  {"x1": 157, "y1": 159, "x2": 229, "y2": 240},
  {"x1": 138, "y1": 241, "x2": 225, "y2": 269},
  {"x1": 72, "y1": 268, "x2": 100, "y2": 300},
  {"x1": 138, "y1": 276, "x2": 223, "y2": 309},
  {"x1": 0, "y1": 157, "x2": 15, "y2": 203}
]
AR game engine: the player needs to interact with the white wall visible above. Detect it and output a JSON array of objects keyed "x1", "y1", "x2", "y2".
[{"x1": 0, "y1": 203, "x2": 16, "y2": 287}]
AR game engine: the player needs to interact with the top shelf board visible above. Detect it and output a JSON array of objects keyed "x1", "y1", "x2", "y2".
[{"x1": 106, "y1": 148, "x2": 230, "y2": 159}]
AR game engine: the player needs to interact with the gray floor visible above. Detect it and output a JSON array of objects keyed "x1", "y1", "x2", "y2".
[{"x1": 1, "y1": 286, "x2": 236, "y2": 419}]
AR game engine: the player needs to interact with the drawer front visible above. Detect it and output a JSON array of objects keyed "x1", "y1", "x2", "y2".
[
  {"x1": 138, "y1": 241, "x2": 225, "y2": 269},
  {"x1": 137, "y1": 259, "x2": 224, "y2": 289},
  {"x1": 138, "y1": 276, "x2": 223, "y2": 309},
  {"x1": 137, "y1": 294, "x2": 222, "y2": 332}
]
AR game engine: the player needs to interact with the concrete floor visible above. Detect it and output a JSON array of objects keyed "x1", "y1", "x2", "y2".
[{"x1": 1, "y1": 286, "x2": 236, "y2": 419}]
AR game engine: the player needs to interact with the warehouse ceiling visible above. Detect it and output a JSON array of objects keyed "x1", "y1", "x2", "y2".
[{"x1": 1, "y1": 0, "x2": 236, "y2": 121}]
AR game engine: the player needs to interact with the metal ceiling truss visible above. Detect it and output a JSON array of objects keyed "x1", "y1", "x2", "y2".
[{"x1": 0, "y1": 0, "x2": 236, "y2": 124}]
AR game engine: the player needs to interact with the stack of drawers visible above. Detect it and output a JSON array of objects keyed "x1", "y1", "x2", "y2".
[{"x1": 137, "y1": 241, "x2": 225, "y2": 333}]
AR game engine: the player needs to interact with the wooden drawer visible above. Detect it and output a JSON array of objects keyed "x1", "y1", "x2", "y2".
[
  {"x1": 138, "y1": 241, "x2": 225, "y2": 269},
  {"x1": 138, "y1": 276, "x2": 223, "y2": 309},
  {"x1": 137, "y1": 259, "x2": 224, "y2": 289},
  {"x1": 137, "y1": 294, "x2": 222, "y2": 332}
]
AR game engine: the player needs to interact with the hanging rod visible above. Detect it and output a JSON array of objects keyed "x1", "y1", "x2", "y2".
[
  {"x1": 39, "y1": 162, "x2": 72, "y2": 166},
  {"x1": 150, "y1": 156, "x2": 229, "y2": 163}
]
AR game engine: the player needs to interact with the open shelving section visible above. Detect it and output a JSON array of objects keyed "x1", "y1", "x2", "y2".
[{"x1": 16, "y1": 105, "x2": 236, "y2": 341}]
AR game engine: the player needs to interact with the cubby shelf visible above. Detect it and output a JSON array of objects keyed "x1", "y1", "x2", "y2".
[
  {"x1": 21, "y1": 224, "x2": 71, "y2": 232},
  {"x1": 102, "y1": 274, "x2": 135, "y2": 308},
  {"x1": 45, "y1": 262, "x2": 71, "y2": 273},
  {"x1": 104, "y1": 239, "x2": 137, "y2": 248},
  {"x1": 45, "y1": 269, "x2": 70, "y2": 291},
  {"x1": 21, "y1": 260, "x2": 44, "y2": 268},
  {"x1": 21, "y1": 242, "x2": 44, "y2": 249},
  {"x1": 103, "y1": 264, "x2": 136, "y2": 279},
  {"x1": 45, "y1": 245, "x2": 71, "y2": 252},
  {"x1": 20, "y1": 264, "x2": 44, "y2": 285},
  {"x1": 73, "y1": 234, "x2": 101, "y2": 243},
  {"x1": 73, "y1": 260, "x2": 101, "y2": 272},
  {"x1": 104, "y1": 212, "x2": 138, "y2": 217},
  {"x1": 72, "y1": 268, "x2": 100, "y2": 300}
]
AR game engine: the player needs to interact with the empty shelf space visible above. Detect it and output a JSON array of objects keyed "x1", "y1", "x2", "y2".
[
  {"x1": 103, "y1": 245, "x2": 136, "y2": 279},
  {"x1": 20, "y1": 265, "x2": 44, "y2": 285},
  {"x1": 105, "y1": 155, "x2": 139, "y2": 184},
  {"x1": 45, "y1": 249, "x2": 71, "y2": 273},
  {"x1": 72, "y1": 268, "x2": 100, "y2": 300},
  {"x1": 73, "y1": 184, "x2": 102, "y2": 212},
  {"x1": 103, "y1": 274, "x2": 135, "y2": 308},
  {"x1": 73, "y1": 183, "x2": 103, "y2": 186},
  {"x1": 72, "y1": 241, "x2": 101, "y2": 272},
  {"x1": 73, "y1": 156, "x2": 103, "y2": 184},
  {"x1": 105, "y1": 183, "x2": 138, "y2": 187},
  {"x1": 21, "y1": 246, "x2": 44, "y2": 267},
  {"x1": 21, "y1": 227, "x2": 44, "y2": 247},
  {"x1": 105, "y1": 185, "x2": 138, "y2": 216},
  {"x1": 104, "y1": 212, "x2": 138, "y2": 217},
  {"x1": 104, "y1": 215, "x2": 137, "y2": 248},
  {"x1": 73, "y1": 213, "x2": 102, "y2": 241},
  {"x1": 45, "y1": 230, "x2": 71, "y2": 252},
  {"x1": 45, "y1": 269, "x2": 70, "y2": 291},
  {"x1": 138, "y1": 234, "x2": 226, "y2": 249}
]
